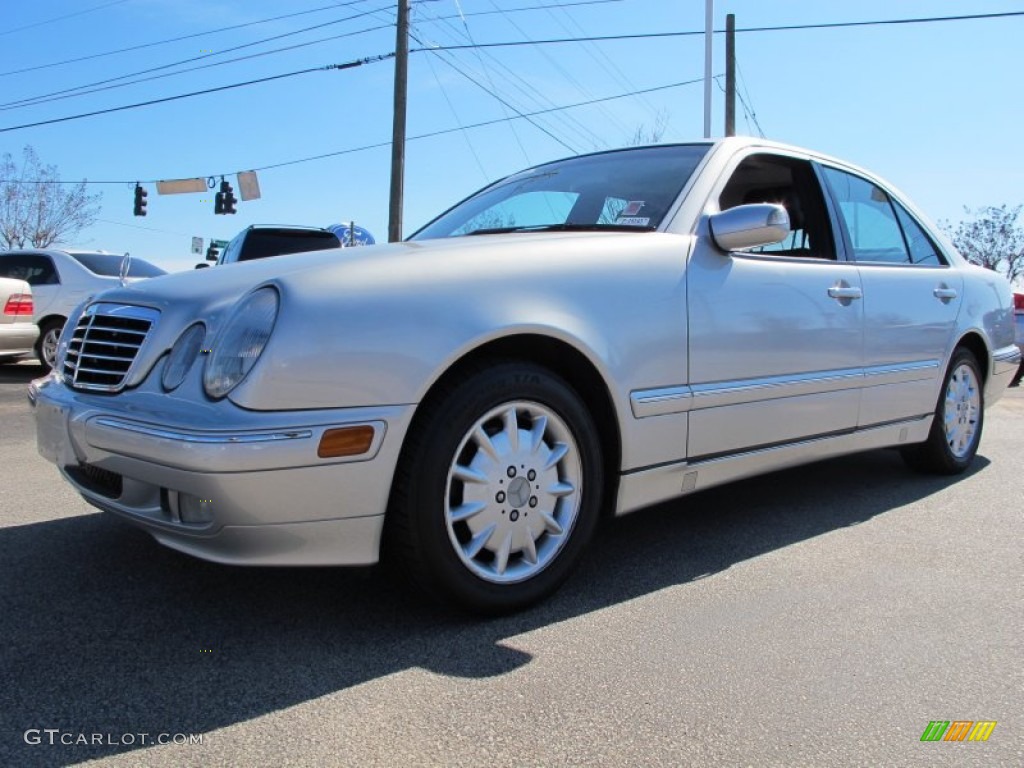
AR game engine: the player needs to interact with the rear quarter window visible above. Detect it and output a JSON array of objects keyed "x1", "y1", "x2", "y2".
[{"x1": 237, "y1": 231, "x2": 342, "y2": 262}]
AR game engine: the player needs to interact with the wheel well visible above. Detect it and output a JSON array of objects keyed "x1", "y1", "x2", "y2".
[
  {"x1": 955, "y1": 332, "x2": 989, "y2": 381},
  {"x1": 413, "y1": 335, "x2": 622, "y2": 514},
  {"x1": 37, "y1": 314, "x2": 66, "y2": 330}
]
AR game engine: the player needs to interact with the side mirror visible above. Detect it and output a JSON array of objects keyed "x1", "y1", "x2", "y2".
[
  {"x1": 708, "y1": 203, "x2": 790, "y2": 252},
  {"x1": 194, "y1": 263, "x2": 211, "y2": 269}
]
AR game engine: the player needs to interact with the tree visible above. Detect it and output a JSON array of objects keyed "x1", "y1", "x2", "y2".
[
  {"x1": 627, "y1": 110, "x2": 668, "y2": 146},
  {"x1": 0, "y1": 145, "x2": 102, "y2": 249},
  {"x1": 942, "y1": 204, "x2": 1024, "y2": 285}
]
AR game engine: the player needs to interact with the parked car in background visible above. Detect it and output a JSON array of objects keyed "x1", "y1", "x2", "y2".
[
  {"x1": 30, "y1": 138, "x2": 1021, "y2": 614},
  {"x1": 211, "y1": 225, "x2": 342, "y2": 266},
  {"x1": 0, "y1": 249, "x2": 166, "y2": 369},
  {"x1": 1012, "y1": 291, "x2": 1024, "y2": 386},
  {"x1": 0, "y1": 277, "x2": 38, "y2": 363}
]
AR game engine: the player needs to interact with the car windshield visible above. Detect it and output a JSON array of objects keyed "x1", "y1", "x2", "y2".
[
  {"x1": 410, "y1": 144, "x2": 711, "y2": 241},
  {"x1": 69, "y1": 252, "x2": 166, "y2": 277}
]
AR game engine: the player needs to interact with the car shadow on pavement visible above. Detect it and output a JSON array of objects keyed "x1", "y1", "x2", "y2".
[
  {"x1": 0, "y1": 448, "x2": 988, "y2": 766},
  {"x1": 0, "y1": 361, "x2": 46, "y2": 384}
]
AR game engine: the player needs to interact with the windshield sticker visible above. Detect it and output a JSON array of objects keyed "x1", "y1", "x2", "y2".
[
  {"x1": 616, "y1": 216, "x2": 651, "y2": 226},
  {"x1": 621, "y1": 201, "x2": 645, "y2": 216}
]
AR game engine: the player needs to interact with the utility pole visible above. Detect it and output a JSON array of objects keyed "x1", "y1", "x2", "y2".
[
  {"x1": 725, "y1": 13, "x2": 736, "y2": 137},
  {"x1": 703, "y1": 0, "x2": 713, "y2": 138},
  {"x1": 388, "y1": 0, "x2": 410, "y2": 243}
]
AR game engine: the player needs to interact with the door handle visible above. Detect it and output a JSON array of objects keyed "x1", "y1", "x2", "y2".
[
  {"x1": 828, "y1": 285, "x2": 862, "y2": 300},
  {"x1": 933, "y1": 286, "x2": 958, "y2": 301}
]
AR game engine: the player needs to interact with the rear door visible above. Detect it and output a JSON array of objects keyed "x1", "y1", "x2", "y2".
[{"x1": 819, "y1": 165, "x2": 961, "y2": 426}]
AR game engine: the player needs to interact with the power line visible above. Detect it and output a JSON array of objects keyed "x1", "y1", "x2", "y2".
[
  {"x1": 0, "y1": 0, "x2": 427, "y2": 78},
  {"x1": 0, "y1": 57, "x2": 392, "y2": 134},
  {"x1": 0, "y1": 22, "x2": 397, "y2": 114},
  {"x1": 1, "y1": 0, "x2": 622, "y2": 113},
  {"x1": 415, "y1": 4, "x2": 614, "y2": 153},
  {"x1": 412, "y1": 9, "x2": 1024, "y2": 52},
  {"x1": 416, "y1": 36, "x2": 578, "y2": 154},
  {"x1": 1, "y1": 4, "x2": 396, "y2": 111},
  {"x1": 0, "y1": 0, "x2": 129, "y2": 38},
  {"x1": 5, "y1": 9, "x2": 1016, "y2": 134},
  {"x1": 0, "y1": 76, "x2": 706, "y2": 184},
  {"x1": 263, "y1": 77, "x2": 706, "y2": 170},
  {"x1": 95, "y1": 218, "x2": 194, "y2": 237}
]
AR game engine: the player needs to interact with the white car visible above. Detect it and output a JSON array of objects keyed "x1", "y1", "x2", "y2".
[
  {"x1": 0, "y1": 277, "x2": 38, "y2": 362},
  {"x1": 29, "y1": 138, "x2": 1021, "y2": 613},
  {"x1": 0, "y1": 249, "x2": 165, "y2": 369}
]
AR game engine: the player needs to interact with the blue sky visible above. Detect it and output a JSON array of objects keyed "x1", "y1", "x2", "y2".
[{"x1": 1, "y1": 0, "x2": 1022, "y2": 272}]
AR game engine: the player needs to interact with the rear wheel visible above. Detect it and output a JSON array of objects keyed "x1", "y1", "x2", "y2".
[
  {"x1": 386, "y1": 361, "x2": 603, "y2": 614},
  {"x1": 901, "y1": 347, "x2": 983, "y2": 475}
]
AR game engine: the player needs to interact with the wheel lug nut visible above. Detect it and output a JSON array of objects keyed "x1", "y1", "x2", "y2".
[
  {"x1": 496, "y1": 491, "x2": 506, "y2": 503},
  {"x1": 529, "y1": 496, "x2": 538, "y2": 508},
  {"x1": 507, "y1": 466, "x2": 516, "y2": 478},
  {"x1": 527, "y1": 469, "x2": 536, "y2": 481}
]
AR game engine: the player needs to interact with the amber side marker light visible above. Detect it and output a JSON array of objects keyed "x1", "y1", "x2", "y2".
[{"x1": 318, "y1": 425, "x2": 375, "y2": 458}]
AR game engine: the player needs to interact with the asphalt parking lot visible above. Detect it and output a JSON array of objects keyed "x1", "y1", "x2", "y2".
[{"x1": 1, "y1": 360, "x2": 1021, "y2": 768}]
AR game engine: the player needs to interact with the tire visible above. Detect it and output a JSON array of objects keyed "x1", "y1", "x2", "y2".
[
  {"x1": 901, "y1": 347, "x2": 984, "y2": 475},
  {"x1": 385, "y1": 361, "x2": 604, "y2": 614},
  {"x1": 35, "y1": 318, "x2": 65, "y2": 371}
]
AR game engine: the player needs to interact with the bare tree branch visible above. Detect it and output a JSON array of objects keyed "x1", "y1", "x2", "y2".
[
  {"x1": 942, "y1": 204, "x2": 1024, "y2": 285},
  {"x1": 0, "y1": 145, "x2": 102, "y2": 249}
]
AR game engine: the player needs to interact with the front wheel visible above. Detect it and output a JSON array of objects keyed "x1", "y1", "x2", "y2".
[
  {"x1": 386, "y1": 362, "x2": 604, "y2": 614},
  {"x1": 901, "y1": 347, "x2": 984, "y2": 475},
  {"x1": 35, "y1": 318, "x2": 65, "y2": 371}
]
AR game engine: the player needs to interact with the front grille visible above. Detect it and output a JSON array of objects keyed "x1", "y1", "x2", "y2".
[
  {"x1": 63, "y1": 303, "x2": 159, "y2": 392},
  {"x1": 65, "y1": 462, "x2": 123, "y2": 499}
]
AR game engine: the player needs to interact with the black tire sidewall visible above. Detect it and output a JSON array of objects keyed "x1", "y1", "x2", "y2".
[
  {"x1": 35, "y1": 318, "x2": 64, "y2": 370},
  {"x1": 400, "y1": 362, "x2": 603, "y2": 614},
  {"x1": 927, "y1": 348, "x2": 985, "y2": 473}
]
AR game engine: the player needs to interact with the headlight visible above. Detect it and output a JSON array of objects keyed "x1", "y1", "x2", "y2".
[
  {"x1": 203, "y1": 287, "x2": 279, "y2": 398},
  {"x1": 162, "y1": 323, "x2": 206, "y2": 392}
]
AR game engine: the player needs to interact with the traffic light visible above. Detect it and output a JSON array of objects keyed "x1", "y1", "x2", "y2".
[
  {"x1": 213, "y1": 179, "x2": 238, "y2": 215},
  {"x1": 133, "y1": 184, "x2": 147, "y2": 217},
  {"x1": 221, "y1": 180, "x2": 237, "y2": 215}
]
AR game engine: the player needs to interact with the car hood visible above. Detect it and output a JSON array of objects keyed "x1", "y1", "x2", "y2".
[
  {"x1": 94, "y1": 231, "x2": 661, "y2": 310},
  {"x1": 81, "y1": 231, "x2": 680, "y2": 397}
]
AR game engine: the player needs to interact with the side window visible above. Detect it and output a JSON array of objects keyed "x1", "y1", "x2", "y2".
[
  {"x1": 821, "y1": 167, "x2": 908, "y2": 264},
  {"x1": 893, "y1": 203, "x2": 945, "y2": 265},
  {"x1": 0, "y1": 255, "x2": 59, "y2": 285},
  {"x1": 718, "y1": 154, "x2": 835, "y2": 259},
  {"x1": 822, "y1": 167, "x2": 946, "y2": 266}
]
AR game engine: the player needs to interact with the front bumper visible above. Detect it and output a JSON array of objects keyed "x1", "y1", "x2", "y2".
[{"x1": 29, "y1": 373, "x2": 414, "y2": 566}]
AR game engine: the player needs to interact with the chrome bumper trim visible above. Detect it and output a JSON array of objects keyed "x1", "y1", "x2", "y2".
[{"x1": 93, "y1": 417, "x2": 313, "y2": 445}]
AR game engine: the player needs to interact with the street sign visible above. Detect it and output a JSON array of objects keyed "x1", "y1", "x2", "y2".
[
  {"x1": 238, "y1": 171, "x2": 261, "y2": 201},
  {"x1": 211, "y1": 239, "x2": 230, "y2": 249},
  {"x1": 328, "y1": 223, "x2": 376, "y2": 247},
  {"x1": 156, "y1": 178, "x2": 207, "y2": 195},
  {"x1": 191, "y1": 237, "x2": 203, "y2": 255}
]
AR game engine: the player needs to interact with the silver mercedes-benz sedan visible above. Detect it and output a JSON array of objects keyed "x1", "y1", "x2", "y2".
[{"x1": 29, "y1": 138, "x2": 1021, "y2": 613}]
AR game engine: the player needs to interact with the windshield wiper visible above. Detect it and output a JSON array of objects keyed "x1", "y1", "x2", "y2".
[{"x1": 464, "y1": 223, "x2": 655, "y2": 236}]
